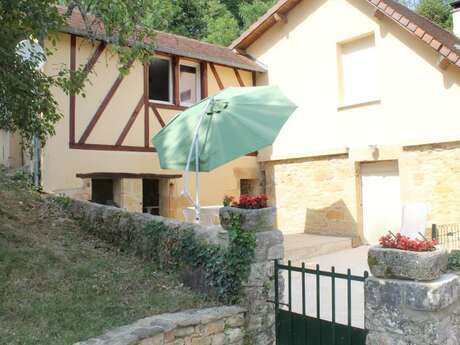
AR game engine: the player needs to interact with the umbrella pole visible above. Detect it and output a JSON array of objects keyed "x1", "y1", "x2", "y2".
[
  {"x1": 182, "y1": 97, "x2": 214, "y2": 223},
  {"x1": 195, "y1": 133, "x2": 200, "y2": 222}
]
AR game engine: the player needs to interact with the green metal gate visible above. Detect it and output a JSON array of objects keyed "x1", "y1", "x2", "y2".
[{"x1": 273, "y1": 260, "x2": 369, "y2": 345}]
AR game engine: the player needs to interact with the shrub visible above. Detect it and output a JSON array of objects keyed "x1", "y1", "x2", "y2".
[
  {"x1": 225, "y1": 194, "x2": 268, "y2": 209},
  {"x1": 379, "y1": 232, "x2": 437, "y2": 252},
  {"x1": 448, "y1": 250, "x2": 460, "y2": 271}
]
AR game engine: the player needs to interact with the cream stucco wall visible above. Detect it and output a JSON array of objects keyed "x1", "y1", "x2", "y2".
[
  {"x1": 42, "y1": 33, "x2": 258, "y2": 217},
  {"x1": 0, "y1": 130, "x2": 22, "y2": 169},
  {"x1": 247, "y1": 0, "x2": 460, "y2": 160},
  {"x1": 244, "y1": 0, "x2": 460, "y2": 236}
]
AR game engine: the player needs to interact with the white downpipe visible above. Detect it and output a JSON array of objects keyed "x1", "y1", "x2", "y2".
[{"x1": 182, "y1": 97, "x2": 214, "y2": 222}]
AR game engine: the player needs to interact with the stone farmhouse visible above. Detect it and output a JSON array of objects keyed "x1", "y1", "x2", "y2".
[
  {"x1": 2, "y1": 1, "x2": 460, "y2": 245},
  {"x1": 230, "y1": 0, "x2": 460, "y2": 244}
]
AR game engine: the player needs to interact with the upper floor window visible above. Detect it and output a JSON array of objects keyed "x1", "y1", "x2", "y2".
[
  {"x1": 338, "y1": 34, "x2": 378, "y2": 107},
  {"x1": 179, "y1": 62, "x2": 201, "y2": 106},
  {"x1": 149, "y1": 57, "x2": 172, "y2": 103}
]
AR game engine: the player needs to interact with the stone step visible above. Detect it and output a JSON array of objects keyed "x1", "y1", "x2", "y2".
[{"x1": 283, "y1": 234, "x2": 353, "y2": 265}]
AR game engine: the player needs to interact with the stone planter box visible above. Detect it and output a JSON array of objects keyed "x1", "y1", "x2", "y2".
[
  {"x1": 368, "y1": 245, "x2": 448, "y2": 281},
  {"x1": 219, "y1": 206, "x2": 275, "y2": 232}
]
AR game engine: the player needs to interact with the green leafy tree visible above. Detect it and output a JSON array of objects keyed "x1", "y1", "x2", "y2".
[
  {"x1": 204, "y1": 0, "x2": 240, "y2": 46},
  {"x1": 1, "y1": 0, "x2": 156, "y2": 145},
  {"x1": 239, "y1": 0, "x2": 276, "y2": 30},
  {"x1": 416, "y1": 0, "x2": 453, "y2": 30}
]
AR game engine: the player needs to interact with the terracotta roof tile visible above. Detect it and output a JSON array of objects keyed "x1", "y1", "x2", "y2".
[
  {"x1": 57, "y1": 6, "x2": 265, "y2": 72},
  {"x1": 230, "y1": 0, "x2": 460, "y2": 70}
]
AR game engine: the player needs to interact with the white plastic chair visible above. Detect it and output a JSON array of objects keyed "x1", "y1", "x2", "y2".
[{"x1": 400, "y1": 203, "x2": 428, "y2": 240}]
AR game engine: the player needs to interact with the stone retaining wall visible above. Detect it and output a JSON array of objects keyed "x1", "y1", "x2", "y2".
[
  {"x1": 67, "y1": 200, "x2": 283, "y2": 345},
  {"x1": 74, "y1": 306, "x2": 246, "y2": 345}
]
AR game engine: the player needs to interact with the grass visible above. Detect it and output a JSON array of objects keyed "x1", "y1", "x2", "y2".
[{"x1": 0, "y1": 168, "x2": 215, "y2": 345}]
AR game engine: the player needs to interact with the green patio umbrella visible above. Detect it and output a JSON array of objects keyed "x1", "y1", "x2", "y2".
[{"x1": 153, "y1": 85, "x2": 297, "y2": 220}]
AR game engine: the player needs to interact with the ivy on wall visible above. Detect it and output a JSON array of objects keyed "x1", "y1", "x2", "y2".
[
  {"x1": 73, "y1": 203, "x2": 257, "y2": 304},
  {"x1": 143, "y1": 214, "x2": 256, "y2": 304}
]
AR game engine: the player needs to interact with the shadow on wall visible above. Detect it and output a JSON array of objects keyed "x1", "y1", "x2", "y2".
[{"x1": 304, "y1": 199, "x2": 358, "y2": 238}]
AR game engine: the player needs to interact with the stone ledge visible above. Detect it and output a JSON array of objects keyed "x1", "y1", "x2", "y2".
[
  {"x1": 366, "y1": 274, "x2": 460, "y2": 312},
  {"x1": 74, "y1": 306, "x2": 247, "y2": 345}
]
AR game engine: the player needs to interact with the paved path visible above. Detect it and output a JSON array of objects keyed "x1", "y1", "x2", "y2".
[{"x1": 281, "y1": 246, "x2": 370, "y2": 328}]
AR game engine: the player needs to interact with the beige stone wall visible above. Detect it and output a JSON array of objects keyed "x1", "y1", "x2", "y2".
[
  {"x1": 264, "y1": 141, "x2": 460, "y2": 241},
  {"x1": 262, "y1": 153, "x2": 359, "y2": 237},
  {"x1": 112, "y1": 178, "x2": 143, "y2": 212},
  {"x1": 399, "y1": 141, "x2": 460, "y2": 226}
]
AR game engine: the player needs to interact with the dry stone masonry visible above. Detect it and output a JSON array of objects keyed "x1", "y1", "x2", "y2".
[
  {"x1": 365, "y1": 246, "x2": 460, "y2": 345},
  {"x1": 74, "y1": 306, "x2": 246, "y2": 345},
  {"x1": 67, "y1": 200, "x2": 283, "y2": 345}
]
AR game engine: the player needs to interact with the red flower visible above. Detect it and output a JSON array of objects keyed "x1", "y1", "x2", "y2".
[
  {"x1": 379, "y1": 232, "x2": 437, "y2": 252},
  {"x1": 229, "y1": 194, "x2": 269, "y2": 209}
]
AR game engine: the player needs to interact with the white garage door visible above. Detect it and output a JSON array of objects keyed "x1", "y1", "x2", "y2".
[{"x1": 361, "y1": 161, "x2": 401, "y2": 245}]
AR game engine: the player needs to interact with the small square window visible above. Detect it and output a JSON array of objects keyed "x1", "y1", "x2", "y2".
[
  {"x1": 338, "y1": 34, "x2": 378, "y2": 107},
  {"x1": 149, "y1": 57, "x2": 172, "y2": 103},
  {"x1": 180, "y1": 63, "x2": 201, "y2": 106}
]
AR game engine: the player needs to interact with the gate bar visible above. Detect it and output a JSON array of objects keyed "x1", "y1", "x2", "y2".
[
  {"x1": 316, "y1": 264, "x2": 321, "y2": 345},
  {"x1": 331, "y1": 266, "x2": 336, "y2": 345},
  {"x1": 288, "y1": 260, "x2": 293, "y2": 345},
  {"x1": 278, "y1": 263, "x2": 366, "y2": 281},
  {"x1": 301, "y1": 262, "x2": 307, "y2": 344},
  {"x1": 347, "y1": 268, "x2": 352, "y2": 345},
  {"x1": 274, "y1": 259, "x2": 280, "y2": 345}
]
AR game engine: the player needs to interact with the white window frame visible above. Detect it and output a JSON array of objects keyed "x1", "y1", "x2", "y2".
[
  {"x1": 337, "y1": 33, "x2": 380, "y2": 109},
  {"x1": 149, "y1": 55, "x2": 173, "y2": 104},
  {"x1": 179, "y1": 60, "x2": 201, "y2": 107}
]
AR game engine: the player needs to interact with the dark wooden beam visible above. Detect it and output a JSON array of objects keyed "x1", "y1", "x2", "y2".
[
  {"x1": 438, "y1": 55, "x2": 450, "y2": 70},
  {"x1": 173, "y1": 56, "x2": 180, "y2": 105},
  {"x1": 115, "y1": 96, "x2": 144, "y2": 146},
  {"x1": 77, "y1": 172, "x2": 182, "y2": 179},
  {"x1": 143, "y1": 63, "x2": 150, "y2": 147},
  {"x1": 150, "y1": 102, "x2": 187, "y2": 111},
  {"x1": 83, "y1": 41, "x2": 106, "y2": 74},
  {"x1": 373, "y1": 8, "x2": 385, "y2": 20},
  {"x1": 252, "y1": 71, "x2": 257, "y2": 86},
  {"x1": 69, "y1": 34, "x2": 76, "y2": 144},
  {"x1": 150, "y1": 103, "x2": 166, "y2": 127},
  {"x1": 274, "y1": 13, "x2": 287, "y2": 23},
  {"x1": 201, "y1": 62, "x2": 208, "y2": 98},
  {"x1": 210, "y1": 63, "x2": 224, "y2": 90},
  {"x1": 70, "y1": 143, "x2": 156, "y2": 152},
  {"x1": 78, "y1": 60, "x2": 134, "y2": 144},
  {"x1": 233, "y1": 68, "x2": 245, "y2": 87}
]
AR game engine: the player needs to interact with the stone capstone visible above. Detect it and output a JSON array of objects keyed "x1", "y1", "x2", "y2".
[
  {"x1": 365, "y1": 274, "x2": 460, "y2": 345},
  {"x1": 368, "y1": 245, "x2": 448, "y2": 281},
  {"x1": 219, "y1": 207, "x2": 276, "y2": 232},
  {"x1": 73, "y1": 306, "x2": 247, "y2": 345}
]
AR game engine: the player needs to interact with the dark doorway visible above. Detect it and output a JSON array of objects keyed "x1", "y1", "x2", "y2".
[
  {"x1": 143, "y1": 179, "x2": 160, "y2": 215},
  {"x1": 91, "y1": 179, "x2": 114, "y2": 205}
]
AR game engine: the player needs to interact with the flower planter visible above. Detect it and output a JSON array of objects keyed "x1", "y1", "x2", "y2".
[
  {"x1": 219, "y1": 206, "x2": 276, "y2": 232},
  {"x1": 368, "y1": 245, "x2": 449, "y2": 281}
]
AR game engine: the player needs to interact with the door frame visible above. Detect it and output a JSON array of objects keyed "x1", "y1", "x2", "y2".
[{"x1": 357, "y1": 160, "x2": 401, "y2": 245}]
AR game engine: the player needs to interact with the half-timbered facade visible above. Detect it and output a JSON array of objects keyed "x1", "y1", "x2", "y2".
[{"x1": 38, "y1": 9, "x2": 265, "y2": 218}]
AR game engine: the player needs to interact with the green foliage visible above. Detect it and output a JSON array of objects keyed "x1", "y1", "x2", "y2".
[
  {"x1": 0, "y1": 173, "x2": 211, "y2": 345},
  {"x1": 128, "y1": 214, "x2": 256, "y2": 304},
  {"x1": 239, "y1": 0, "x2": 277, "y2": 30},
  {"x1": 51, "y1": 193, "x2": 73, "y2": 210},
  {"x1": 448, "y1": 250, "x2": 460, "y2": 271},
  {"x1": 142, "y1": 0, "x2": 275, "y2": 45},
  {"x1": 416, "y1": 0, "x2": 453, "y2": 30},
  {"x1": 203, "y1": 0, "x2": 240, "y2": 46},
  {"x1": 1, "y1": 0, "x2": 156, "y2": 146}
]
